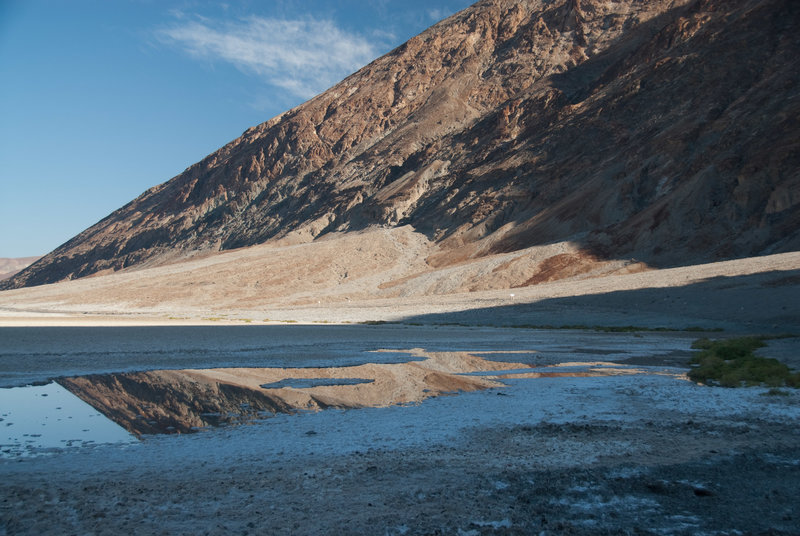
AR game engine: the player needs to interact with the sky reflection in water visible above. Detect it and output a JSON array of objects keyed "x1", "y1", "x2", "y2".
[
  {"x1": 0, "y1": 382, "x2": 135, "y2": 458},
  {"x1": 0, "y1": 342, "x2": 689, "y2": 458}
]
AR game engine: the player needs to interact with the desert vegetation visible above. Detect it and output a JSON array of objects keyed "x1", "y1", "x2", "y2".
[{"x1": 689, "y1": 336, "x2": 800, "y2": 388}]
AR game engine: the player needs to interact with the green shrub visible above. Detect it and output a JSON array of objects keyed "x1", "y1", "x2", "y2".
[{"x1": 688, "y1": 337, "x2": 799, "y2": 388}]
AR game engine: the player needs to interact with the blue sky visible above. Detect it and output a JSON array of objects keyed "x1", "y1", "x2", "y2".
[{"x1": 0, "y1": 0, "x2": 473, "y2": 258}]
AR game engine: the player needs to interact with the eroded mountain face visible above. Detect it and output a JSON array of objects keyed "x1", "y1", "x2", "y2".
[{"x1": 6, "y1": 0, "x2": 799, "y2": 289}]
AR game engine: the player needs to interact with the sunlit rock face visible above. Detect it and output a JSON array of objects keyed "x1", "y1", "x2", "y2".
[{"x1": 6, "y1": 0, "x2": 799, "y2": 290}]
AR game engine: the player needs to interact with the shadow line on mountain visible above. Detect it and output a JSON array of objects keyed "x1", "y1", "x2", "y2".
[
  {"x1": 5, "y1": 0, "x2": 800, "y2": 291},
  {"x1": 397, "y1": 269, "x2": 800, "y2": 334}
]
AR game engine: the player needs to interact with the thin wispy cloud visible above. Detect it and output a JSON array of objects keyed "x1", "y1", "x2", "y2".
[
  {"x1": 427, "y1": 9, "x2": 446, "y2": 21},
  {"x1": 158, "y1": 16, "x2": 381, "y2": 100}
]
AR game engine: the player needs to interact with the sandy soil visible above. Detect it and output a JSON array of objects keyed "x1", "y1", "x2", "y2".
[
  {"x1": 0, "y1": 227, "x2": 798, "y2": 334},
  {"x1": 2, "y1": 233, "x2": 799, "y2": 534}
]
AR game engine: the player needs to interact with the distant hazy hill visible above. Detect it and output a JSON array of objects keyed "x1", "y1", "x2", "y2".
[
  {"x1": 0, "y1": 257, "x2": 41, "y2": 281},
  {"x1": 4, "y1": 0, "x2": 798, "y2": 290}
]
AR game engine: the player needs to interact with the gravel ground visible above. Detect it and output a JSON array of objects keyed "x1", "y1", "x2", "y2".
[
  {"x1": 2, "y1": 415, "x2": 799, "y2": 535},
  {"x1": 2, "y1": 337, "x2": 799, "y2": 535}
]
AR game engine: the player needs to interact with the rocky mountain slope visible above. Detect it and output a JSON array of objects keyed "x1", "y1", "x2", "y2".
[{"x1": 4, "y1": 0, "x2": 799, "y2": 290}]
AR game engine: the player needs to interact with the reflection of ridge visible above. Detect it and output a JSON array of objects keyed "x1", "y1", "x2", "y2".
[
  {"x1": 57, "y1": 348, "x2": 532, "y2": 436},
  {"x1": 58, "y1": 371, "x2": 294, "y2": 436},
  {"x1": 260, "y1": 378, "x2": 374, "y2": 389},
  {"x1": 55, "y1": 350, "x2": 687, "y2": 437}
]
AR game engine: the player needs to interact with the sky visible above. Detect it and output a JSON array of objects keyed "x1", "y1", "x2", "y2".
[{"x1": 0, "y1": 0, "x2": 473, "y2": 259}]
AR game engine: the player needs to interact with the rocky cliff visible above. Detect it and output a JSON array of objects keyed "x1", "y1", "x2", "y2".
[{"x1": 5, "y1": 0, "x2": 799, "y2": 290}]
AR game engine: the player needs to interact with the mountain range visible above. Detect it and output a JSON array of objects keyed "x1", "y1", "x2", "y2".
[{"x1": 3, "y1": 0, "x2": 798, "y2": 291}]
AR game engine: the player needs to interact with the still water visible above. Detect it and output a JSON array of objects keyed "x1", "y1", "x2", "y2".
[
  {"x1": 0, "y1": 381, "x2": 135, "y2": 457},
  {"x1": 0, "y1": 325, "x2": 696, "y2": 458}
]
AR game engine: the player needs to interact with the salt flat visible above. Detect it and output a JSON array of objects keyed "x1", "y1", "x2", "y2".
[{"x1": 1, "y1": 326, "x2": 799, "y2": 534}]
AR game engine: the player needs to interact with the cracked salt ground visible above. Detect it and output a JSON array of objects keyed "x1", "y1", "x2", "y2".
[{"x1": 0, "y1": 382, "x2": 134, "y2": 458}]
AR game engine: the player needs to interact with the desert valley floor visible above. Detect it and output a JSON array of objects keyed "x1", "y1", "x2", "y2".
[
  {"x1": 3, "y1": 0, "x2": 800, "y2": 532},
  {"x1": 1, "y1": 326, "x2": 799, "y2": 535},
  {"x1": 1, "y1": 248, "x2": 800, "y2": 535}
]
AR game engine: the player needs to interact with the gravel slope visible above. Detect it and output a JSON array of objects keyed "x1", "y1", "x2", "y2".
[{"x1": 0, "y1": 229, "x2": 798, "y2": 334}]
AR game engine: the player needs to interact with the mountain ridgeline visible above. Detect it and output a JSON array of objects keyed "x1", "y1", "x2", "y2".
[{"x1": 5, "y1": 0, "x2": 799, "y2": 290}]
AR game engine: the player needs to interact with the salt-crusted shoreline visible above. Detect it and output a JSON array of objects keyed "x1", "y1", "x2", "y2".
[{"x1": 3, "y1": 349, "x2": 799, "y2": 535}]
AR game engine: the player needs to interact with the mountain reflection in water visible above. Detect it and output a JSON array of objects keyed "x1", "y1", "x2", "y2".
[
  {"x1": 56, "y1": 349, "x2": 684, "y2": 436},
  {"x1": 59, "y1": 370, "x2": 295, "y2": 435},
  {"x1": 56, "y1": 348, "x2": 533, "y2": 435}
]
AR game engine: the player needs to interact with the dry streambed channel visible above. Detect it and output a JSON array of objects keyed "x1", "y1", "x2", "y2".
[{"x1": 1, "y1": 325, "x2": 799, "y2": 534}]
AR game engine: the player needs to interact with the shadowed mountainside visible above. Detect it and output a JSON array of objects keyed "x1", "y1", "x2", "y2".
[
  {"x1": 400, "y1": 269, "x2": 800, "y2": 333},
  {"x1": 4, "y1": 0, "x2": 799, "y2": 290}
]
